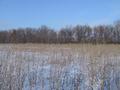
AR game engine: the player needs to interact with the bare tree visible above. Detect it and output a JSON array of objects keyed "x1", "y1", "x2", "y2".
[{"x1": 0, "y1": 20, "x2": 120, "y2": 44}]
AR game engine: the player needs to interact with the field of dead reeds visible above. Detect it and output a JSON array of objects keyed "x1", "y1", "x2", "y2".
[{"x1": 0, "y1": 44, "x2": 120, "y2": 90}]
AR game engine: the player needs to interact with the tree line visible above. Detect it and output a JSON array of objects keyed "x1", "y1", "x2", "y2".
[{"x1": 0, "y1": 21, "x2": 120, "y2": 44}]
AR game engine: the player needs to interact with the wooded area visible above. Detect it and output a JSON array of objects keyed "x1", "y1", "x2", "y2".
[{"x1": 0, "y1": 21, "x2": 120, "y2": 44}]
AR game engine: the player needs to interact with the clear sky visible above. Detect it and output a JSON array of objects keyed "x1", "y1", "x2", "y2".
[{"x1": 0, "y1": 0, "x2": 120, "y2": 30}]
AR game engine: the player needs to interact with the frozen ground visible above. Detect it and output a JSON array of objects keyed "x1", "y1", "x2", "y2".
[{"x1": 0, "y1": 44, "x2": 120, "y2": 90}]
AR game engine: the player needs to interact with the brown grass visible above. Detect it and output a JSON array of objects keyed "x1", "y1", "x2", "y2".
[{"x1": 0, "y1": 44, "x2": 120, "y2": 90}]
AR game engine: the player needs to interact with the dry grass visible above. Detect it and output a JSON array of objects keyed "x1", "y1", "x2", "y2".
[{"x1": 0, "y1": 44, "x2": 120, "y2": 90}]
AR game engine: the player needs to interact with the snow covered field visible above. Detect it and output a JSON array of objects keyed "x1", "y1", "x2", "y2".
[{"x1": 0, "y1": 44, "x2": 120, "y2": 90}]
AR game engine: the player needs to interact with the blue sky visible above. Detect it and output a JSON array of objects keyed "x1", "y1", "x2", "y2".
[{"x1": 0, "y1": 0, "x2": 120, "y2": 30}]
